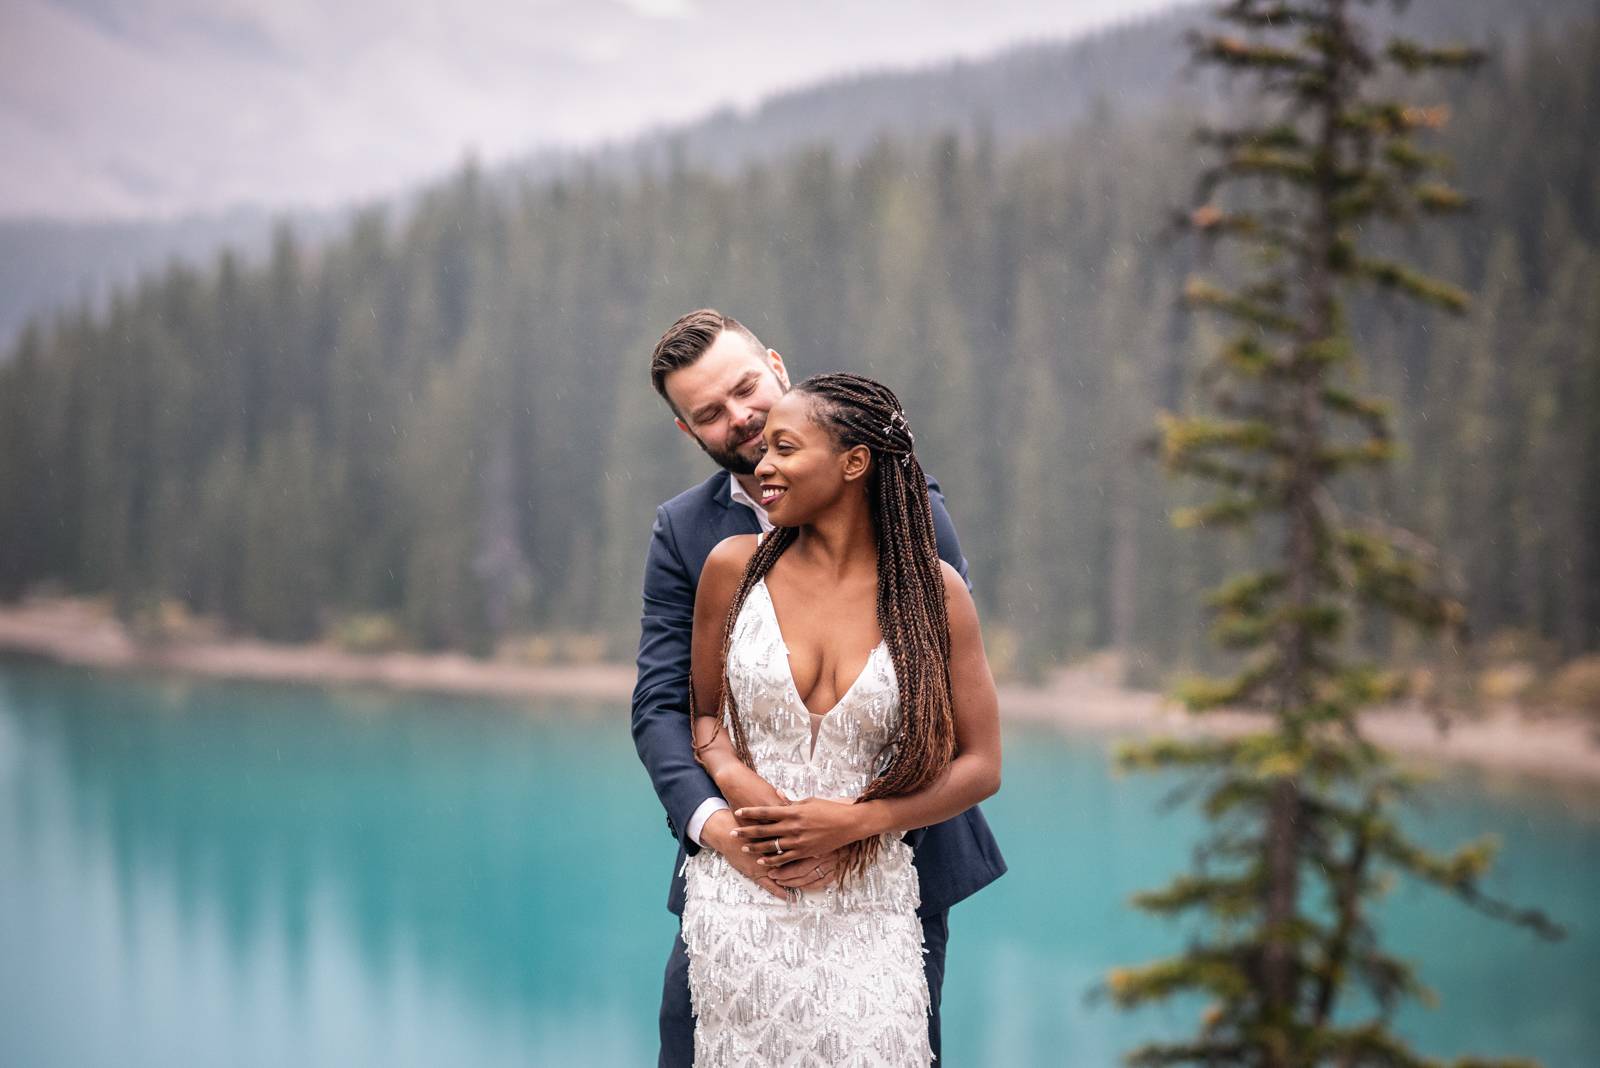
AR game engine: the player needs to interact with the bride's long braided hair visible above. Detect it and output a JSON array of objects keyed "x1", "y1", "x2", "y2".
[{"x1": 696, "y1": 372, "x2": 956, "y2": 886}]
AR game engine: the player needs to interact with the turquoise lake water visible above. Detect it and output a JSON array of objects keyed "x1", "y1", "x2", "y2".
[{"x1": 2, "y1": 655, "x2": 1596, "y2": 1066}]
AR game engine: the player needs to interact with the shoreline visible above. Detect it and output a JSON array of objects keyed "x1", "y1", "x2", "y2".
[
  {"x1": 4, "y1": 596, "x2": 1598, "y2": 792},
  {"x1": 997, "y1": 656, "x2": 1600, "y2": 798},
  {"x1": 0, "y1": 597, "x2": 637, "y2": 704}
]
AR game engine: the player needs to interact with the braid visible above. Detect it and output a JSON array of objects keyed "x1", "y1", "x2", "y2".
[
  {"x1": 692, "y1": 525, "x2": 799, "y2": 767},
  {"x1": 814, "y1": 376, "x2": 954, "y2": 885},
  {"x1": 717, "y1": 372, "x2": 957, "y2": 886}
]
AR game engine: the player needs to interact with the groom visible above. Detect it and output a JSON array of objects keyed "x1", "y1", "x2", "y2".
[{"x1": 631, "y1": 308, "x2": 1007, "y2": 1065}]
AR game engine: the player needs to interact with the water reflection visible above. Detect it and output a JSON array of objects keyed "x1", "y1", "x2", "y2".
[
  {"x1": 2, "y1": 656, "x2": 1597, "y2": 1066},
  {"x1": 2, "y1": 659, "x2": 677, "y2": 1066}
]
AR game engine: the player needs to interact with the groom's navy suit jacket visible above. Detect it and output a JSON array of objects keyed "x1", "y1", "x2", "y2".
[{"x1": 632, "y1": 469, "x2": 1007, "y2": 918}]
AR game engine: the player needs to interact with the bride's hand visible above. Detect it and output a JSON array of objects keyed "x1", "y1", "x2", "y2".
[{"x1": 731, "y1": 797, "x2": 881, "y2": 865}]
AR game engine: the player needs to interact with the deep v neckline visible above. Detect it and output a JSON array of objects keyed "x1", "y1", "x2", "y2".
[{"x1": 756, "y1": 578, "x2": 886, "y2": 730}]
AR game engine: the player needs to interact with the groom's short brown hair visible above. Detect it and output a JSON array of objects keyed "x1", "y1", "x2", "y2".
[{"x1": 650, "y1": 308, "x2": 765, "y2": 402}]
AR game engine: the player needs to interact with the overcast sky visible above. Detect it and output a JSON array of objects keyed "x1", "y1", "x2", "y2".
[{"x1": 1, "y1": 0, "x2": 1182, "y2": 221}]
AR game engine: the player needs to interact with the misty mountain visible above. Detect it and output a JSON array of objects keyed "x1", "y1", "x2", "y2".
[{"x1": 0, "y1": 0, "x2": 1588, "y2": 354}]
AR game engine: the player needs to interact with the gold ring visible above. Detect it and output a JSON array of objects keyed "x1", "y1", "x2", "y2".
[{"x1": 774, "y1": 841, "x2": 784, "y2": 856}]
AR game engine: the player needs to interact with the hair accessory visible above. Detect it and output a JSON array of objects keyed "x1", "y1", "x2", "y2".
[{"x1": 884, "y1": 409, "x2": 915, "y2": 452}]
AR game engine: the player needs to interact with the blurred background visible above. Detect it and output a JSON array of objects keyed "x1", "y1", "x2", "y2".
[{"x1": 2, "y1": 1, "x2": 1598, "y2": 1064}]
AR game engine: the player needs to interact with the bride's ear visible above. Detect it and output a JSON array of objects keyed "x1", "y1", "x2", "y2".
[{"x1": 840, "y1": 444, "x2": 872, "y2": 483}]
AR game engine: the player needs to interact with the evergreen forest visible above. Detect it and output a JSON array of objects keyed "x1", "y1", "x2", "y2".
[{"x1": 2, "y1": 14, "x2": 1596, "y2": 686}]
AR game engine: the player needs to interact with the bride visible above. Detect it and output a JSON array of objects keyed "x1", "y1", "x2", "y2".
[{"x1": 682, "y1": 372, "x2": 1002, "y2": 1066}]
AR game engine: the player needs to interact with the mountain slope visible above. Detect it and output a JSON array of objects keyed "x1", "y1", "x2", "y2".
[{"x1": 3, "y1": 0, "x2": 1589, "y2": 355}]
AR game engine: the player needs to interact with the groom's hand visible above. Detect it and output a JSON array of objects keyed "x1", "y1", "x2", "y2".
[
  {"x1": 765, "y1": 849, "x2": 843, "y2": 891},
  {"x1": 699, "y1": 810, "x2": 788, "y2": 901}
]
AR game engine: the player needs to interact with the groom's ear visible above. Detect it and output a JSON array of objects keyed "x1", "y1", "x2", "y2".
[
  {"x1": 767, "y1": 349, "x2": 790, "y2": 390},
  {"x1": 840, "y1": 444, "x2": 871, "y2": 482}
]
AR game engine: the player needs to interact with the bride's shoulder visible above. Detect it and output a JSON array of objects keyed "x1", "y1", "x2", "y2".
[
  {"x1": 702, "y1": 534, "x2": 760, "y2": 585},
  {"x1": 938, "y1": 559, "x2": 978, "y2": 621},
  {"x1": 695, "y1": 535, "x2": 760, "y2": 622}
]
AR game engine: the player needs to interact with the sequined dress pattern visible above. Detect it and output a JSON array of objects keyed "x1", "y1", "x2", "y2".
[{"x1": 681, "y1": 578, "x2": 932, "y2": 1067}]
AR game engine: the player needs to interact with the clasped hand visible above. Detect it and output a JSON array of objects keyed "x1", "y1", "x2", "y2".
[
  {"x1": 732, "y1": 796, "x2": 874, "y2": 869},
  {"x1": 708, "y1": 765, "x2": 871, "y2": 896}
]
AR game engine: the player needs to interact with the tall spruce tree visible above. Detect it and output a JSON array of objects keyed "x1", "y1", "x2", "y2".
[{"x1": 1106, "y1": 3, "x2": 1566, "y2": 1066}]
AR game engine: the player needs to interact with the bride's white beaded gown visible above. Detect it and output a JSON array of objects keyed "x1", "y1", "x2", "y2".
[{"x1": 681, "y1": 577, "x2": 933, "y2": 1067}]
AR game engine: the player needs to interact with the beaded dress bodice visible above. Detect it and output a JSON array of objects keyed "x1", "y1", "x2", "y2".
[
  {"x1": 731, "y1": 578, "x2": 895, "y2": 814},
  {"x1": 679, "y1": 576, "x2": 932, "y2": 1066}
]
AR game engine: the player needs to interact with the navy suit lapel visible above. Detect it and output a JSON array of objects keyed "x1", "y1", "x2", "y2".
[
  {"x1": 721, "y1": 503, "x2": 762, "y2": 539},
  {"x1": 682, "y1": 473, "x2": 762, "y2": 595},
  {"x1": 711, "y1": 474, "x2": 762, "y2": 540}
]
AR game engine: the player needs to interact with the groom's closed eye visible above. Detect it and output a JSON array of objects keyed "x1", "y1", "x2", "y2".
[{"x1": 695, "y1": 375, "x2": 761, "y2": 423}]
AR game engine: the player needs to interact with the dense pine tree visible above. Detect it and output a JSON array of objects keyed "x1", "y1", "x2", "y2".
[{"x1": 0, "y1": 14, "x2": 1595, "y2": 677}]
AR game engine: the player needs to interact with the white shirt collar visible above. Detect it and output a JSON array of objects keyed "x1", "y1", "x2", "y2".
[{"x1": 727, "y1": 472, "x2": 774, "y2": 533}]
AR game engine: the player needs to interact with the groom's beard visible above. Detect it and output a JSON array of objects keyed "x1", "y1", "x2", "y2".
[{"x1": 694, "y1": 418, "x2": 765, "y2": 476}]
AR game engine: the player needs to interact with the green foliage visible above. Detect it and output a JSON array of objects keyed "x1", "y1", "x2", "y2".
[
  {"x1": 328, "y1": 612, "x2": 405, "y2": 655},
  {"x1": 1111, "y1": 2, "x2": 1568, "y2": 1065},
  {"x1": 0, "y1": 14, "x2": 1597, "y2": 675},
  {"x1": 1537, "y1": 655, "x2": 1600, "y2": 721}
]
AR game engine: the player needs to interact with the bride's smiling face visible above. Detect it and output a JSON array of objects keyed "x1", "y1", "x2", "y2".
[{"x1": 753, "y1": 392, "x2": 870, "y2": 526}]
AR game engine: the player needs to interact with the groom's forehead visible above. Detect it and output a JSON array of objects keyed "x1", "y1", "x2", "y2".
[
  {"x1": 702, "y1": 328, "x2": 768, "y2": 369},
  {"x1": 669, "y1": 340, "x2": 767, "y2": 401}
]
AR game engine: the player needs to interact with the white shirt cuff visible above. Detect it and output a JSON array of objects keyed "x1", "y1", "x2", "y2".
[{"x1": 687, "y1": 797, "x2": 731, "y2": 847}]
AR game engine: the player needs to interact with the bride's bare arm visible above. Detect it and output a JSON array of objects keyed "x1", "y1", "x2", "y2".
[
  {"x1": 732, "y1": 560, "x2": 1001, "y2": 862},
  {"x1": 689, "y1": 536, "x2": 773, "y2": 791}
]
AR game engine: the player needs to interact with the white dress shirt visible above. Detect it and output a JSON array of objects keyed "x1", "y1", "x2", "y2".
[{"x1": 685, "y1": 473, "x2": 774, "y2": 848}]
